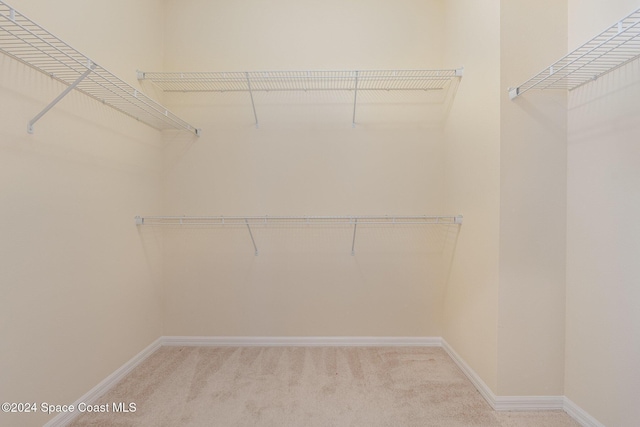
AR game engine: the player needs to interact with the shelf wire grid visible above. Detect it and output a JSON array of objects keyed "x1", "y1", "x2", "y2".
[
  {"x1": 512, "y1": 7, "x2": 640, "y2": 97},
  {"x1": 0, "y1": 1, "x2": 199, "y2": 134},
  {"x1": 139, "y1": 70, "x2": 461, "y2": 93},
  {"x1": 135, "y1": 215, "x2": 463, "y2": 227}
]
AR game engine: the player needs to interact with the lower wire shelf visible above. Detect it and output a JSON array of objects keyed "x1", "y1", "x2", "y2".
[{"x1": 135, "y1": 215, "x2": 463, "y2": 256}]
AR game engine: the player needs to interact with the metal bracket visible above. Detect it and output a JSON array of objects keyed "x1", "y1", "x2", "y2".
[
  {"x1": 245, "y1": 219, "x2": 259, "y2": 256},
  {"x1": 28, "y1": 61, "x2": 96, "y2": 133},
  {"x1": 351, "y1": 218, "x2": 358, "y2": 256},
  {"x1": 352, "y1": 71, "x2": 359, "y2": 128},
  {"x1": 508, "y1": 87, "x2": 520, "y2": 100},
  {"x1": 246, "y1": 72, "x2": 259, "y2": 128},
  {"x1": 455, "y1": 67, "x2": 464, "y2": 77},
  {"x1": 134, "y1": 216, "x2": 144, "y2": 225},
  {"x1": 454, "y1": 215, "x2": 464, "y2": 225}
]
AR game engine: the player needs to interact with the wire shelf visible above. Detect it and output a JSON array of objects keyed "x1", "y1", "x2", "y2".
[
  {"x1": 139, "y1": 69, "x2": 463, "y2": 127},
  {"x1": 135, "y1": 215, "x2": 464, "y2": 227},
  {"x1": 135, "y1": 215, "x2": 463, "y2": 256},
  {"x1": 138, "y1": 69, "x2": 463, "y2": 93},
  {"x1": 510, "y1": 7, "x2": 640, "y2": 99},
  {"x1": 0, "y1": 1, "x2": 199, "y2": 135}
]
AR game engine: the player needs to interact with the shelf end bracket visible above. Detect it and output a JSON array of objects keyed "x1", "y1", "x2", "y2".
[
  {"x1": 508, "y1": 87, "x2": 520, "y2": 100},
  {"x1": 28, "y1": 62, "x2": 96, "y2": 134}
]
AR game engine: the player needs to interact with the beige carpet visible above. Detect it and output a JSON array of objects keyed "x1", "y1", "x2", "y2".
[{"x1": 69, "y1": 347, "x2": 579, "y2": 426}]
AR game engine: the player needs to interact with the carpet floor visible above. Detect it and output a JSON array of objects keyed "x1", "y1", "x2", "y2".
[{"x1": 69, "y1": 346, "x2": 580, "y2": 426}]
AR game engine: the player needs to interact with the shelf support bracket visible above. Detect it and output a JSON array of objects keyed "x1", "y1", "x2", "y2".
[
  {"x1": 28, "y1": 62, "x2": 96, "y2": 134},
  {"x1": 245, "y1": 72, "x2": 259, "y2": 128},
  {"x1": 351, "y1": 218, "x2": 358, "y2": 256},
  {"x1": 508, "y1": 87, "x2": 520, "y2": 100},
  {"x1": 245, "y1": 219, "x2": 259, "y2": 256},
  {"x1": 352, "y1": 71, "x2": 359, "y2": 128}
]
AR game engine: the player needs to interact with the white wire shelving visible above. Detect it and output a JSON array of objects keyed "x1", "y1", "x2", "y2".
[
  {"x1": 509, "y1": 7, "x2": 640, "y2": 99},
  {"x1": 134, "y1": 215, "x2": 463, "y2": 256},
  {"x1": 0, "y1": 1, "x2": 200, "y2": 135},
  {"x1": 138, "y1": 69, "x2": 464, "y2": 127}
]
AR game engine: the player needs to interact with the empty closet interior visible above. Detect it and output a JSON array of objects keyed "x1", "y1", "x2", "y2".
[{"x1": 1, "y1": 1, "x2": 639, "y2": 426}]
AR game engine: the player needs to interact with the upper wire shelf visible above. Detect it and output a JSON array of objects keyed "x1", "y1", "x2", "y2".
[
  {"x1": 0, "y1": 1, "x2": 200, "y2": 135},
  {"x1": 138, "y1": 69, "x2": 463, "y2": 127},
  {"x1": 138, "y1": 69, "x2": 464, "y2": 93},
  {"x1": 509, "y1": 7, "x2": 640, "y2": 99}
]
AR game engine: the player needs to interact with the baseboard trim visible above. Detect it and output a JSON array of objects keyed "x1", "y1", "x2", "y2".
[
  {"x1": 442, "y1": 339, "x2": 600, "y2": 427},
  {"x1": 563, "y1": 397, "x2": 605, "y2": 427},
  {"x1": 441, "y1": 339, "x2": 498, "y2": 409},
  {"x1": 43, "y1": 337, "x2": 162, "y2": 427},
  {"x1": 161, "y1": 336, "x2": 443, "y2": 347}
]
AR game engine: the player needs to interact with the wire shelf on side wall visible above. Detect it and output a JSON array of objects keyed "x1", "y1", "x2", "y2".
[
  {"x1": 0, "y1": 1, "x2": 200, "y2": 135},
  {"x1": 509, "y1": 7, "x2": 640, "y2": 99}
]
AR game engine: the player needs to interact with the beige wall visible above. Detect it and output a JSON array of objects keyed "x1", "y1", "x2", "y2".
[
  {"x1": 163, "y1": 0, "x2": 444, "y2": 71},
  {"x1": 565, "y1": 0, "x2": 640, "y2": 425},
  {"x1": 498, "y1": 0, "x2": 567, "y2": 396},
  {"x1": 442, "y1": 0, "x2": 501, "y2": 393},
  {"x1": 0, "y1": 1, "x2": 166, "y2": 425},
  {"x1": 158, "y1": 0, "x2": 455, "y2": 337},
  {"x1": 443, "y1": 0, "x2": 568, "y2": 397}
]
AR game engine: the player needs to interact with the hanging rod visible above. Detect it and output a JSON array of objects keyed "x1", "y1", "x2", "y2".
[
  {"x1": 135, "y1": 215, "x2": 463, "y2": 256},
  {"x1": 0, "y1": 1, "x2": 200, "y2": 135},
  {"x1": 509, "y1": 7, "x2": 640, "y2": 99},
  {"x1": 138, "y1": 69, "x2": 463, "y2": 128}
]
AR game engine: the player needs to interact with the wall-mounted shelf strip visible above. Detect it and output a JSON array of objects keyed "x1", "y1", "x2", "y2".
[
  {"x1": 138, "y1": 69, "x2": 463, "y2": 127},
  {"x1": 510, "y1": 7, "x2": 640, "y2": 99},
  {"x1": 134, "y1": 215, "x2": 463, "y2": 256},
  {"x1": 0, "y1": 1, "x2": 200, "y2": 135}
]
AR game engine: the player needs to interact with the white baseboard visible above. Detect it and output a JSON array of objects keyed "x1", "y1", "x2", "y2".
[
  {"x1": 161, "y1": 336, "x2": 443, "y2": 347},
  {"x1": 43, "y1": 337, "x2": 162, "y2": 427},
  {"x1": 441, "y1": 339, "x2": 498, "y2": 409},
  {"x1": 563, "y1": 397, "x2": 605, "y2": 427},
  {"x1": 442, "y1": 339, "x2": 600, "y2": 427}
]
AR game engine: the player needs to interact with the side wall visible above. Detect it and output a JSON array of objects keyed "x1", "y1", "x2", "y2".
[
  {"x1": 442, "y1": 0, "x2": 501, "y2": 393},
  {"x1": 498, "y1": 0, "x2": 567, "y2": 396},
  {"x1": 0, "y1": 1, "x2": 166, "y2": 425},
  {"x1": 159, "y1": 0, "x2": 452, "y2": 337},
  {"x1": 565, "y1": 0, "x2": 640, "y2": 425}
]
